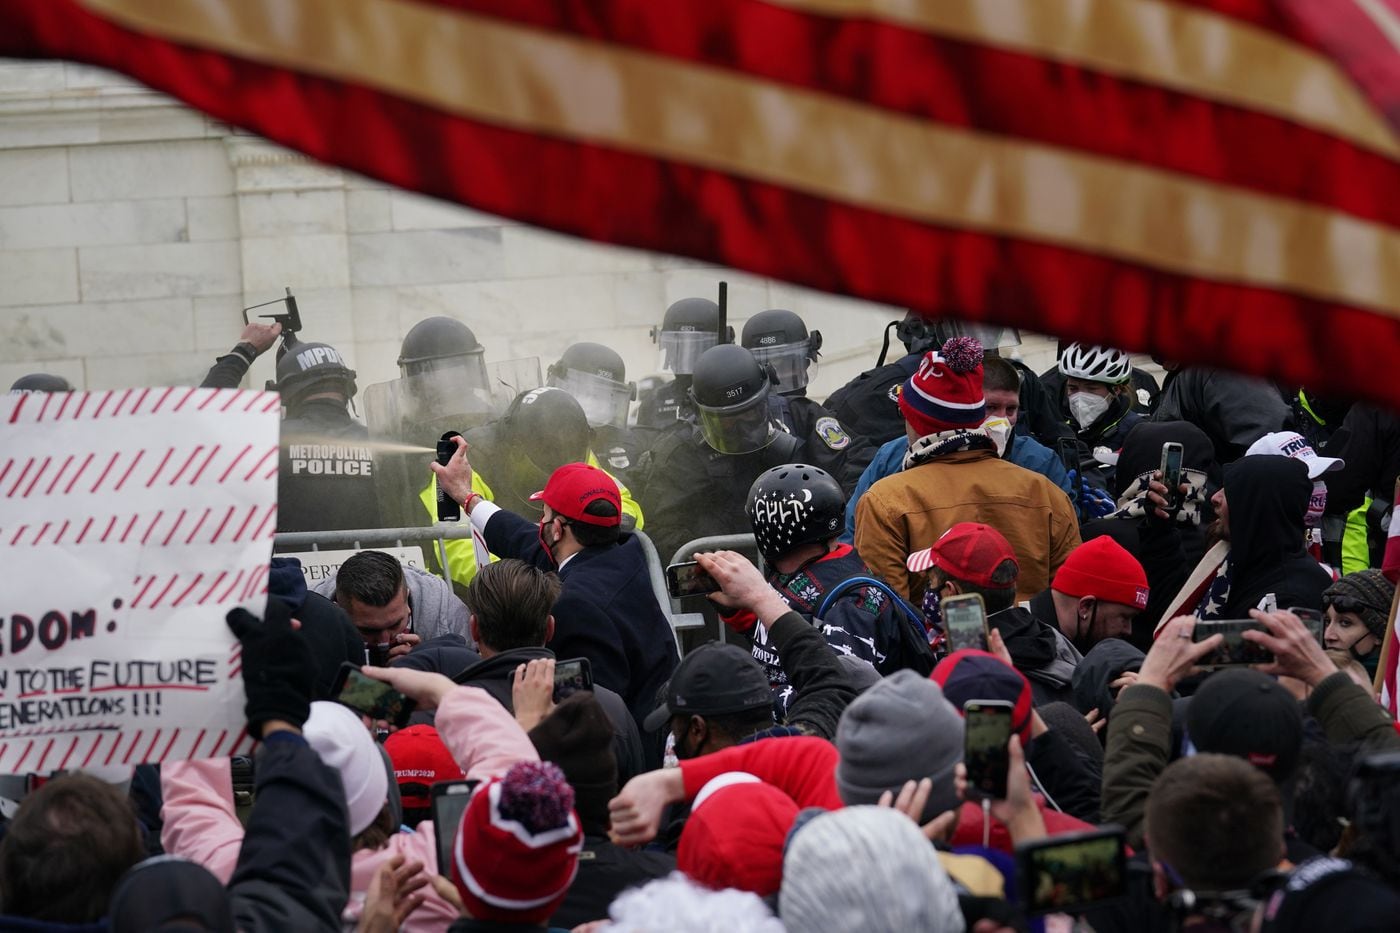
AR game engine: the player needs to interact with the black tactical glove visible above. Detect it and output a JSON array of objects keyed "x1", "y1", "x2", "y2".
[{"x1": 226, "y1": 597, "x2": 314, "y2": 738}]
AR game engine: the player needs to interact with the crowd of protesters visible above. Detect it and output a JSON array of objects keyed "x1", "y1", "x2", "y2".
[{"x1": 4, "y1": 309, "x2": 1400, "y2": 933}]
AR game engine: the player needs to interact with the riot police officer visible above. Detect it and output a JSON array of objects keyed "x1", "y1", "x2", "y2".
[
  {"x1": 198, "y1": 317, "x2": 378, "y2": 533},
  {"x1": 741, "y1": 308, "x2": 874, "y2": 493},
  {"x1": 424, "y1": 386, "x2": 645, "y2": 588},
  {"x1": 634, "y1": 297, "x2": 733, "y2": 428},
  {"x1": 639, "y1": 344, "x2": 824, "y2": 563},
  {"x1": 546, "y1": 342, "x2": 646, "y2": 484},
  {"x1": 366, "y1": 316, "x2": 499, "y2": 528},
  {"x1": 273, "y1": 340, "x2": 381, "y2": 533}
]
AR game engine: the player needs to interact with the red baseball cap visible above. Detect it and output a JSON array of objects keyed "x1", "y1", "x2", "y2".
[
  {"x1": 529, "y1": 462, "x2": 621, "y2": 526},
  {"x1": 906, "y1": 522, "x2": 1019, "y2": 588},
  {"x1": 383, "y1": 724, "x2": 464, "y2": 806}
]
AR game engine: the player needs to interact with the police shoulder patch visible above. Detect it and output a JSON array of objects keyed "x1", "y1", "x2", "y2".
[{"x1": 815, "y1": 416, "x2": 851, "y2": 451}]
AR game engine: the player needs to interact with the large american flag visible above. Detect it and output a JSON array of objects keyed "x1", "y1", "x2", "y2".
[{"x1": 2, "y1": 0, "x2": 1399, "y2": 407}]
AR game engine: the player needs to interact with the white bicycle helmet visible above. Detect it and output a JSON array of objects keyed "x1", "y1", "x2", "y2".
[{"x1": 1058, "y1": 343, "x2": 1132, "y2": 384}]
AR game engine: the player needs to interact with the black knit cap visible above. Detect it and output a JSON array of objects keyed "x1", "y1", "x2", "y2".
[{"x1": 528, "y1": 692, "x2": 617, "y2": 835}]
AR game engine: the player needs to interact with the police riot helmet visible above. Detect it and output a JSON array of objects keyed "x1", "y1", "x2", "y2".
[
  {"x1": 741, "y1": 309, "x2": 822, "y2": 394},
  {"x1": 746, "y1": 463, "x2": 845, "y2": 562},
  {"x1": 397, "y1": 316, "x2": 487, "y2": 377},
  {"x1": 546, "y1": 342, "x2": 636, "y2": 427},
  {"x1": 689, "y1": 344, "x2": 777, "y2": 455},
  {"x1": 275, "y1": 342, "x2": 357, "y2": 408},
  {"x1": 500, "y1": 386, "x2": 592, "y2": 478},
  {"x1": 8, "y1": 373, "x2": 73, "y2": 394},
  {"x1": 895, "y1": 313, "x2": 1021, "y2": 356},
  {"x1": 653, "y1": 297, "x2": 734, "y2": 376}
]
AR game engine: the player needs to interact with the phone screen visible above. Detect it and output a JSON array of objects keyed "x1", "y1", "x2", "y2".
[
  {"x1": 1287, "y1": 607, "x2": 1325, "y2": 645},
  {"x1": 1191, "y1": 620, "x2": 1274, "y2": 668},
  {"x1": 431, "y1": 780, "x2": 479, "y2": 875},
  {"x1": 553, "y1": 657, "x2": 593, "y2": 702},
  {"x1": 666, "y1": 561, "x2": 720, "y2": 599},
  {"x1": 333, "y1": 664, "x2": 415, "y2": 727},
  {"x1": 1160, "y1": 443, "x2": 1183, "y2": 508},
  {"x1": 1019, "y1": 828, "x2": 1128, "y2": 916},
  {"x1": 943, "y1": 593, "x2": 988, "y2": 652},
  {"x1": 963, "y1": 701, "x2": 1013, "y2": 799}
]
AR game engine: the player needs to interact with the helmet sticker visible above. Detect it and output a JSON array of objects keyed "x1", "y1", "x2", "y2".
[{"x1": 815, "y1": 416, "x2": 851, "y2": 451}]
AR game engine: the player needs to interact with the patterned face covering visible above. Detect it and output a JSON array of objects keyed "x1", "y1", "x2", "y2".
[
  {"x1": 921, "y1": 583, "x2": 945, "y2": 654},
  {"x1": 1111, "y1": 467, "x2": 1210, "y2": 525}
]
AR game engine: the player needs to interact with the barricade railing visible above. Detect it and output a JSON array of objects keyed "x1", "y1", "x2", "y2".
[{"x1": 666, "y1": 534, "x2": 763, "y2": 647}]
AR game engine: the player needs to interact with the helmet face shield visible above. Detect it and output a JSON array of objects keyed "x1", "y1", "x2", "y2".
[
  {"x1": 548, "y1": 368, "x2": 632, "y2": 427},
  {"x1": 749, "y1": 340, "x2": 815, "y2": 392},
  {"x1": 695, "y1": 387, "x2": 776, "y2": 454},
  {"x1": 402, "y1": 359, "x2": 493, "y2": 424},
  {"x1": 658, "y1": 330, "x2": 720, "y2": 375},
  {"x1": 401, "y1": 351, "x2": 489, "y2": 390}
]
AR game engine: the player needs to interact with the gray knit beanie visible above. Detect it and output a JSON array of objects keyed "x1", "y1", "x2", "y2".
[
  {"x1": 779, "y1": 806, "x2": 965, "y2": 933},
  {"x1": 834, "y1": 669, "x2": 964, "y2": 822}
]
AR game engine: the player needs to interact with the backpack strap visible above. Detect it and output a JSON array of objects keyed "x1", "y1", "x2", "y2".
[
  {"x1": 817, "y1": 575, "x2": 916, "y2": 622},
  {"x1": 816, "y1": 575, "x2": 936, "y2": 676}
]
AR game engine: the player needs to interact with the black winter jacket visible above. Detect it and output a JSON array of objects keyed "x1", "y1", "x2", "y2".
[{"x1": 481, "y1": 508, "x2": 679, "y2": 737}]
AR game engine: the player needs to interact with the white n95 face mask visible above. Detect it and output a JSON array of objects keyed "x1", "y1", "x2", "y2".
[
  {"x1": 1068, "y1": 391, "x2": 1111, "y2": 429},
  {"x1": 983, "y1": 417, "x2": 1012, "y2": 457}
]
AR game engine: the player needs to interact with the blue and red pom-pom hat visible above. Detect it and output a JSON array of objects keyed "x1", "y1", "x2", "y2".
[{"x1": 898, "y1": 336, "x2": 986, "y2": 437}]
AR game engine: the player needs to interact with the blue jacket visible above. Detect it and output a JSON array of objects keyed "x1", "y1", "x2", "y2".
[
  {"x1": 842, "y1": 433, "x2": 1072, "y2": 543},
  {"x1": 482, "y1": 509, "x2": 679, "y2": 735}
]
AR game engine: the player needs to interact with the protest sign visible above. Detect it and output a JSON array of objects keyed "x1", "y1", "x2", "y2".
[{"x1": 0, "y1": 387, "x2": 280, "y2": 774}]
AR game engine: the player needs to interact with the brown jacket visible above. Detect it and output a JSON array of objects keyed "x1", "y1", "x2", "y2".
[{"x1": 854, "y1": 448, "x2": 1080, "y2": 601}]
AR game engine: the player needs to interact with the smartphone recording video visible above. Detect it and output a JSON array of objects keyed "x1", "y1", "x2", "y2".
[
  {"x1": 666, "y1": 560, "x2": 721, "y2": 599},
  {"x1": 1160, "y1": 442, "x2": 1183, "y2": 509},
  {"x1": 943, "y1": 593, "x2": 989, "y2": 653},
  {"x1": 1018, "y1": 826, "x2": 1128, "y2": 916},
  {"x1": 963, "y1": 700, "x2": 1013, "y2": 800},
  {"x1": 552, "y1": 657, "x2": 593, "y2": 702},
  {"x1": 431, "y1": 780, "x2": 479, "y2": 875},
  {"x1": 1191, "y1": 619, "x2": 1274, "y2": 668},
  {"x1": 331, "y1": 663, "x2": 416, "y2": 728}
]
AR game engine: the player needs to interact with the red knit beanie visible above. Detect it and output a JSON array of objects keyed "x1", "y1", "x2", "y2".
[
  {"x1": 1052, "y1": 536, "x2": 1149, "y2": 610},
  {"x1": 452, "y1": 760, "x2": 583, "y2": 924},
  {"x1": 898, "y1": 337, "x2": 986, "y2": 437}
]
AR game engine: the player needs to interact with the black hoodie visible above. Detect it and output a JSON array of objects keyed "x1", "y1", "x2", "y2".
[{"x1": 1221, "y1": 456, "x2": 1331, "y2": 617}]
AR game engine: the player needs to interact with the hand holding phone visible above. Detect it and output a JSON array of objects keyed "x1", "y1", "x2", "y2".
[
  {"x1": 1191, "y1": 619, "x2": 1274, "y2": 668},
  {"x1": 943, "y1": 593, "x2": 989, "y2": 653},
  {"x1": 332, "y1": 662, "x2": 416, "y2": 729},
  {"x1": 1017, "y1": 826, "x2": 1128, "y2": 916},
  {"x1": 1159, "y1": 442, "x2": 1184, "y2": 510},
  {"x1": 963, "y1": 699, "x2": 1013, "y2": 800},
  {"x1": 666, "y1": 560, "x2": 721, "y2": 599},
  {"x1": 552, "y1": 657, "x2": 593, "y2": 702}
]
